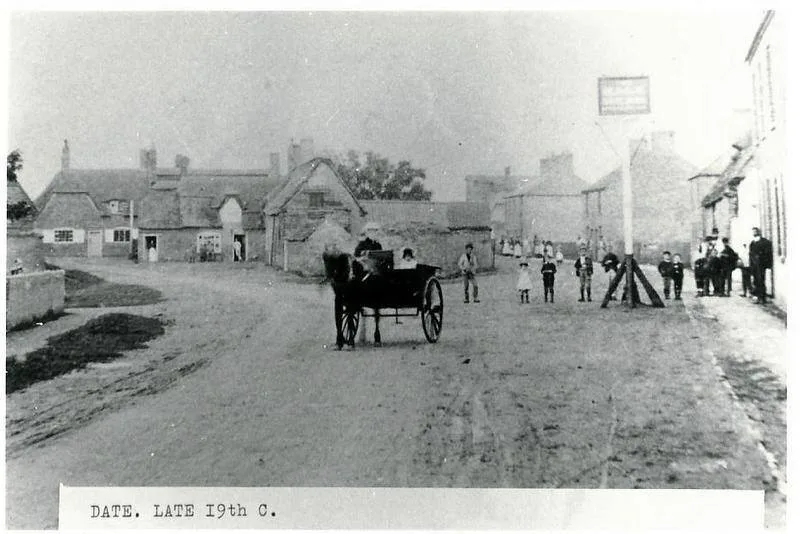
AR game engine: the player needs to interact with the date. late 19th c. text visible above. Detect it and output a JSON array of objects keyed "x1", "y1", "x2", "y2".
[{"x1": 90, "y1": 503, "x2": 276, "y2": 519}]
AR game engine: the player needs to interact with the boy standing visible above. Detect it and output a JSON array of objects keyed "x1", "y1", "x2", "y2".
[
  {"x1": 671, "y1": 253, "x2": 685, "y2": 300},
  {"x1": 601, "y1": 245, "x2": 620, "y2": 300},
  {"x1": 658, "y1": 251, "x2": 673, "y2": 299},
  {"x1": 574, "y1": 247, "x2": 593, "y2": 302},
  {"x1": 541, "y1": 256, "x2": 557, "y2": 303},
  {"x1": 458, "y1": 243, "x2": 480, "y2": 303}
]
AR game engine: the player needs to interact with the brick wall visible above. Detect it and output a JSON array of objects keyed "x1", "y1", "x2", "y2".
[{"x1": 6, "y1": 270, "x2": 65, "y2": 329}]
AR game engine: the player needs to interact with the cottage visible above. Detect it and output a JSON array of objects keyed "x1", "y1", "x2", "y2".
[
  {"x1": 264, "y1": 158, "x2": 366, "y2": 271},
  {"x1": 581, "y1": 132, "x2": 697, "y2": 263},
  {"x1": 34, "y1": 142, "x2": 151, "y2": 258},
  {"x1": 138, "y1": 168, "x2": 281, "y2": 262}
]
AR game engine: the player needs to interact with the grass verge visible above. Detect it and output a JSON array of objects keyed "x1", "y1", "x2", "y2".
[
  {"x1": 6, "y1": 313, "x2": 166, "y2": 394},
  {"x1": 60, "y1": 267, "x2": 164, "y2": 307}
]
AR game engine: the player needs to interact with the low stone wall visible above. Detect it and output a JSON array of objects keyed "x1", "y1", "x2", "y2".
[
  {"x1": 6, "y1": 231, "x2": 48, "y2": 273},
  {"x1": 283, "y1": 226, "x2": 493, "y2": 278},
  {"x1": 6, "y1": 270, "x2": 66, "y2": 330}
]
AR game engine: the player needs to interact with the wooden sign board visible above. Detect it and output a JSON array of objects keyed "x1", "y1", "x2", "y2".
[{"x1": 598, "y1": 76, "x2": 650, "y2": 115}]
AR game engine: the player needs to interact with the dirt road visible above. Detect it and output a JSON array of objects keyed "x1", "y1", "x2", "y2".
[{"x1": 5, "y1": 257, "x2": 781, "y2": 528}]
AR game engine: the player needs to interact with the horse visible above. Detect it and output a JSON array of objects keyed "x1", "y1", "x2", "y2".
[{"x1": 322, "y1": 246, "x2": 383, "y2": 349}]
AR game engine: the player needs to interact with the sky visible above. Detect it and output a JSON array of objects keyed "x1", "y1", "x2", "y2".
[{"x1": 7, "y1": 8, "x2": 765, "y2": 201}]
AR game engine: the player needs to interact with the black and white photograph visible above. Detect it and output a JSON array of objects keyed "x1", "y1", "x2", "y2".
[{"x1": 4, "y1": 4, "x2": 789, "y2": 530}]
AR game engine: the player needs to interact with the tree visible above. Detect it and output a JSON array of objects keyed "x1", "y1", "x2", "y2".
[
  {"x1": 331, "y1": 150, "x2": 432, "y2": 201},
  {"x1": 7, "y1": 150, "x2": 22, "y2": 182},
  {"x1": 7, "y1": 150, "x2": 34, "y2": 221}
]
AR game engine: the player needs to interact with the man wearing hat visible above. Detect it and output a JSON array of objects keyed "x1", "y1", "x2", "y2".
[
  {"x1": 749, "y1": 226, "x2": 773, "y2": 304},
  {"x1": 458, "y1": 242, "x2": 480, "y2": 303},
  {"x1": 355, "y1": 222, "x2": 383, "y2": 258}
]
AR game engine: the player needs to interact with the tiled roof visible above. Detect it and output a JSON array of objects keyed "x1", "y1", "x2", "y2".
[
  {"x1": 690, "y1": 151, "x2": 734, "y2": 180},
  {"x1": 582, "y1": 150, "x2": 698, "y2": 194},
  {"x1": 701, "y1": 144, "x2": 757, "y2": 207},
  {"x1": 582, "y1": 169, "x2": 620, "y2": 193}
]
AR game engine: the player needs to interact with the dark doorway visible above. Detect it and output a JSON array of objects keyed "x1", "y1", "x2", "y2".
[{"x1": 145, "y1": 235, "x2": 158, "y2": 263}]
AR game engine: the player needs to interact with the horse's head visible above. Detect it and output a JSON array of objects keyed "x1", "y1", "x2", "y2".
[{"x1": 322, "y1": 245, "x2": 352, "y2": 286}]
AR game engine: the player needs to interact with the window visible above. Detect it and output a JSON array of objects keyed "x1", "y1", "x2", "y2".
[
  {"x1": 197, "y1": 232, "x2": 222, "y2": 253},
  {"x1": 54, "y1": 229, "x2": 74, "y2": 242},
  {"x1": 113, "y1": 229, "x2": 131, "y2": 242},
  {"x1": 108, "y1": 200, "x2": 120, "y2": 214},
  {"x1": 309, "y1": 192, "x2": 324, "y2": 208}
]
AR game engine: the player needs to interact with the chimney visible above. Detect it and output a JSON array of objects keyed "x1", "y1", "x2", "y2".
[
  {"x1": 61, "y1": 139, "x2": 70, "y2": 170},
  {"x1": 139, "y1": 147, "x2": 157, "y2": 172},
  {"x1": 651, "y1": 131, "x2": 675, "y2": 153},
  {"x1": 270, "y1": 152, "x2": 281, "y2": 176},
  {"x1": 300, "y1": 138, "x2": 315, "y2": 164},
  {"x1": 287, "y1": 139, "x2": 302, "y2": 171}
]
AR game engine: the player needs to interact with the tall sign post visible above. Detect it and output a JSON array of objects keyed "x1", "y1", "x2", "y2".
[{"x1": 597, "y1": 76, "x2": 664, "y2": 309}]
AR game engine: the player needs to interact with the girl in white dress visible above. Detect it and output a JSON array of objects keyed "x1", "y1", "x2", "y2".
[{"x1": 516, "y1": 261, "x2": 533, "y2": 303}]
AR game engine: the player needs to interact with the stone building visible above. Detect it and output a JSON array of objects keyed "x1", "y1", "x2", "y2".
[
  {"x1": 465, "y1": 167, "x2": 533, "y2": 236},
  {"x1": 696, "y1": 11, "x2": 787, "y2": 303},
  {"x1": 138, "y1": 166, "x2": 280, "y2": 263},
  {"x1": 34, "y1": 141, "x2": 151, "y2": 258},
  {"x1": 581, "y1": 132, "x2": 698, "y2": 263},
  {"x1": 502, "y1": 152, "x2": 587, "y2": 250},
  {"x1": 264, "y1": 158, "x2": 366, "y2": 272}
]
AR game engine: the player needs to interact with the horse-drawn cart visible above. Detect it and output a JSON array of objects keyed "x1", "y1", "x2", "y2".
[{"x1": 325, "y1": 250, "x2": 444, "y2": 348}]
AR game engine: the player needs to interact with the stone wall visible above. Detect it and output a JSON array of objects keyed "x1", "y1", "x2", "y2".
[
  {"x1": 6, "y1": 270, "x2": 65, "y2": 329},
  {"x1": 6, "y1": 231, "x2": 48, "y2": 273},
  {"x1": 282, "y1": 226, "x2": 493, "y2": 279}
]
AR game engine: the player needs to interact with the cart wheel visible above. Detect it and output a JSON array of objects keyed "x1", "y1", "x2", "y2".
[
  {"x1": 421, "y1": 277, "x2": 443, "y2": 343},
  {"x1": 341, "y1": 306, "x2": 360, "y2": 346}
]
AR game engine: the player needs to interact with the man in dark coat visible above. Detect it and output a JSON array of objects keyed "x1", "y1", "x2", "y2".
[
  {"x1": 601, "y1": 246, "x2": 620, "y2": 300},
  {"x1": 749, "y1": 227, "x2": 773, "y2": 304},
  {"x1": 718, "y1": 237, "x2": 739, "y2": 296},
  {"x1": 354, "y1": 222, "x2": 383, "y2": 258}
]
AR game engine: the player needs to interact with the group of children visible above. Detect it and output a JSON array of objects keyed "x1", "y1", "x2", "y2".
[
  {"x1": 657, "y1": 251, "x2": 686, "y2": 300},
  {"x1": 692, "y1": 236, "x2": 740, "y2": 297},
  {"x1": 516, "y1": 256, "x2": 558, "y2": 303}
]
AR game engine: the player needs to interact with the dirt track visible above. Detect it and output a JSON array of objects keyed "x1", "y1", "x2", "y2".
[{"x1": 5, "y1": 257, "x2": 782, "y2": 528}]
